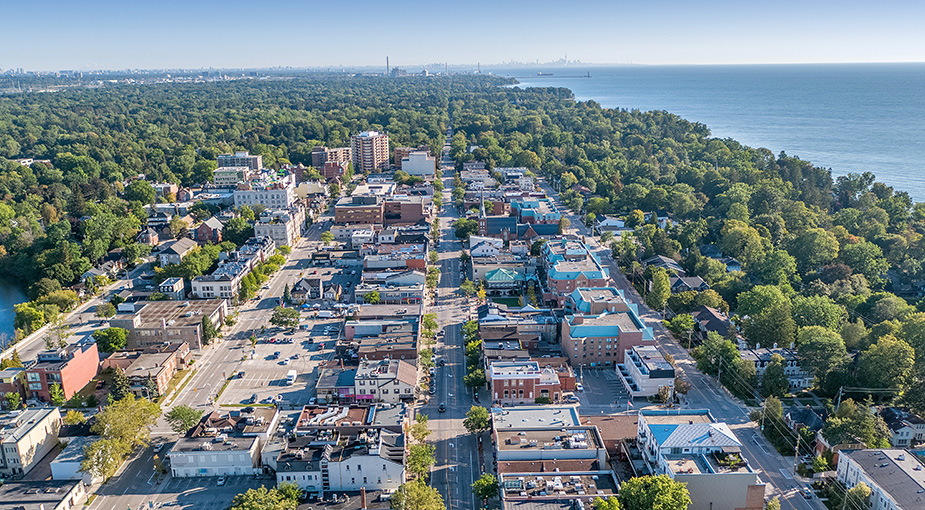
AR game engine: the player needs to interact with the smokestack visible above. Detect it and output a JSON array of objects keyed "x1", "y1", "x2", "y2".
[
  {"x1": 386, "y1": 57, "x2": 390, "y2": 76},
  {"x1": 361, "y1": 487, "x2": 367, "y2": 509}
]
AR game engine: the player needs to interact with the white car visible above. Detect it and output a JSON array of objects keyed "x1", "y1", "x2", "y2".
[
  {"x1": 576, "y1": 383, "x2": 584, "y2": 392},
  {"x1": 217, "y1": 475, "x2": 226, "y2": 486}
]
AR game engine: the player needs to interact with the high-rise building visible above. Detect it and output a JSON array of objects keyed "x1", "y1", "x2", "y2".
[
  {"x1": 310, "y1": 146, "x2": 352, "y2": 168},
  {"x1": 350, "y1": 131, "x2": 390, "y2": 173}
]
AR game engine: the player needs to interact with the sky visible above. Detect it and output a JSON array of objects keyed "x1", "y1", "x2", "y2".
[{"x1": 3, "y1": 0, "x2": 925, "y2": 71}]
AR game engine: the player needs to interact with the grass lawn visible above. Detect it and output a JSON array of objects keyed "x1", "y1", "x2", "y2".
[{"x1": 490, "y1": 297, "x2": 523, "y2": 307}]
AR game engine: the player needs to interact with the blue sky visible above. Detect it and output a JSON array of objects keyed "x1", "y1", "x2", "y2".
[{"x1": 3, "y1": 0, "x2": 925, "y2": 70}]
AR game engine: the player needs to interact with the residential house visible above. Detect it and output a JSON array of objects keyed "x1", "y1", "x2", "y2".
[
  {"x1": 642, "y1": 255, "x2": 684, "y2": 275},
  {"x1": 879, "y1": 407, "x2": 925, "y2": 447},
  {"x1": 137, "y1": 227, "x2": 159, "y2": 246},
  {"x1": 291, "y1": 277, "x2": 323, "y2": 303},
  {"x1": 195, "y1": 217, "x2": 224, "y2": 245},
  {"x1": 669, "y1": 276, "x2": 710, "y2": 293},
  {"x1": 25, "y1": 342, "x2": 99, "y2": 402},
  {"x1": 837, "y1": 448, "x2": 925, "y2": 510},
  {"x1": 158, "y1": 237, "x2": 198, "y2": 266},
  {"x1": 353, "y1": 359, "x2": 416, "y2": 403},
  {"x1": 0, "y1": 408, "x2": 62, "y2": 476},
  {"x1": 0, "y1": 367, "x2": 25, "y2": 404},
  {"x1": 784, "y1": 405, "x2": 827, "y2": 435},
  {"x1": 691, "y1": 305, "x2": 733, "y2": 343},
  {"x1": 738, "y1": 346, "x2": 813, "y2": 392}
]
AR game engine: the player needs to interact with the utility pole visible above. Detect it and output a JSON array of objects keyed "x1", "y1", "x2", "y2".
[
  {"x1": 835, "y1": 386, "x2": 844, "y2": 411},
  {"x1": 793, "y1": 433, "x2": 801, "y2": 475}
]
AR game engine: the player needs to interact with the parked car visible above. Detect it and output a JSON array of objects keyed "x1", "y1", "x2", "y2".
[
  {"x1": 576, "y1": 383, "x2": 584, "y2": 392},
  {"x1": 308, "y1": 397, "x2": 317, "y2": 405},
  {"x1": 802, "y1": 488, "x2": 813, "y2": 499},
  {"x1": 217, "y1": 476, "x2": 226, "y2": 486},
  {"x1": 438, "y1": 403, "x2": 446, "y2": 413},
  {"x1": 429, "y1": 367, "x2": 435, "y2": 375},
  {"x1": 248, "y1": 393, "x2": 258, "y2": 404},
  {"x1": 438, "y1": 358, "x2": 446, "y2": 367}
]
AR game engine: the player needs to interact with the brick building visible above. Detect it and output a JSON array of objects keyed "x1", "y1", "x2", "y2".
[{"x1": 25, "y1": 343, "x2": 99, "y2": 402}]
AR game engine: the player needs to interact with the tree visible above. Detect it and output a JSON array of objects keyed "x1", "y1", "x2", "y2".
[
  {"x1": 392, "y1": 480, "x2": 445, "y2": 510},
  {"x1": 4, "y1": 391, "x2": 21, "y2": 410},
  {"x1": 428, "y1": 250, "x2": 439, "y2": 265},
  {"x1": 269, "y1": 307, "x2": 299, "y2": 330},
  {"x1": 840, "y1": 241, "x2": 889, "y2": 282},
  {"x1": 463, "y1": 405, "x2": 491, "y2": 434},
  {"x1": 764, "y1": 497, "x2": 781, "y2": 510},
  {"x1": 618, "y1": 474, "x2": 692, "y2": 510},
  {"x1": 223, "y1": 217, "x2": 254, "y2": 247},
  {"x1": 165, "y1": 405, "x2": 202, "y2": 435},
  {"x1": 95, "y1": 302, "x2": 116, "y2": 319},
  {"x1": 472, "y1": 473, "x2": 500, "y2": 501},
  {"x1": 124, "y1": 180, "x2": 156, "y2": 204},
  {"x1": 363, "y1": 291, "x2": 381, "y2": 304},
  {"x1": 202, "y1": 316, "x2": 219, "y2": 344},
  {"x1": 788, "y1": 228, "x2": 839, "y2": 273},
  {"x1": 557, "y1": 217, "x2": 571, "y2": 234},
  {"x1": 460, "y1": 279, "x2": 477, "y2": 297},
  {"x1": 228, "y1": 486, "x2": 298, "y2": 510},
  {"x1": 593, "y1": 496, "x2": 622, "y2": 510},
  {"x1": 530, "y1": 239, "x2": 547, "y2": 256},
  {"x1": 63, "y1": 410, "x2": 87, "y2": 425},
  {"x1": 92, "y1": 327, "x2": 127, "y2": 353},
  {"x1": 464, "y1": 368, "x2": 486, "y2": 389},
  {"x1": 845, "y1": 482, "x2": 871, "y2": 510},
  {"x1": 692, "y1": 332, "x2": 738, "y2": 376},
  {"x1": 761, "y1": 354, "x2": 789, "y2": 398},
  {"x1": 49, "y1": 382, "x2": 65, "y2": 406},
  {"x1": 477, "y1": 286, "x2": 487, "y2": 302},
  {"x1": 407, "y1": 443, "x2": 436, "y2": 479},
  {"x1": 1, "y1": 350, "x2": 24, "y2": 369},
  {"x1": 121, "y1": 243, "x2": 152, "y2": 265},
  {"x1": 646, "y1": 267, "x2": 671, "y2": 310},
  {"x1": 736, "y1": 285, "x2": 795, "y2": 347},
  {"x1": 320, "y1": 231, "x2": 334, "y2": 245},
  {"x1": 665, "y1": 314, "x2": 695, "y2": 342},
  {"x1": 282, "y1": 283, "x2": 291, "y2": 305},
  {"x1": 81, "y1": 438, "x2": 132, "y2": 481},
  {"x1": 812, "y1": 455, "x2": 830, "y2": 473},
  {"x1": 792, "y1": 295, "x2": 846, "y2": 330},
  {"x1": 453, "y1": 218, "x2": 478, "y2": 240},
  {"x1": 109, "y1": 367, "x2": 131, "y2": 401},
  {"x1": 796, "y1": 326, "x2": 848, "y2": 380},
  {"x1": 410, "y1": 414, "x2": 432, "y2": 443},
  {"x1": 858, "y1": 335, "x2": 914, "y2": 390},
  {"x1": 82, "y1": 394, "x2": 161, "y2": 480}
]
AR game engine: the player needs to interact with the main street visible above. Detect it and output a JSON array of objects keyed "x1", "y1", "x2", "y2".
[{"x1": 539, "y1": 180, "x2": 820, "y2": 510}]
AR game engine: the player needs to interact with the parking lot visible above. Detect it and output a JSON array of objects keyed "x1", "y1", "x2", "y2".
[
  {"x1": 576, "y1": 368, "x2": 631, "y2": 407},
  {"x1": 219, "y1": 317, "x2": 343, "y2": 407},
  {"x1": 152, "y1": 474, "x2": 276, "y2": 509}
]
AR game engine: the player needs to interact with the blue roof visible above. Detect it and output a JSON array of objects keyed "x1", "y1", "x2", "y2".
[
  {"x1": 336, "y1": 369, "x2": 357, "y2": 387},
  {"x1": 650, "y1": 424, "x2": 679, "y2": 447}
]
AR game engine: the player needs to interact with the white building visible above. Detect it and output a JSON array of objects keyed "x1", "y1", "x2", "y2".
[
  {"x1": 400, "y1": 151, "x2": 436, "y2": 177},
  {"x1": 738, "y1": 346, "x2": 813, "y2": 392},
  {"x1": 470, "y1": 240, "x2": 501, "y2": 258},
  {"x1": 158, "y1": 238, "x2": 198, "y2": 266},
  {"x1": 0, "y1": 408, "x2": 61, "y2": 476},
  {"x1": 254, "y1": 206, "x2": 305, "y2": 247},
  {"x1": 51, "y1": 436, "x2": 101, "y2": 484},
  {"x1": 213, "y1": 166, "x2": 251, "y2": 187},
  {"x1": 233, "y1": 173, "x2": 295, "y2": 209},
  {"x1": 218, "y1": 151, "x2": 262, "y2": 170},
  {"x1": 616, "y1": 345, "x2": 675, "y2": 398},
  {"x1": 191, "y1": 260, "x2": 250, "y2": 300},
  {"x1": 354, "y1": 359, "x2": 417, "y2": 403},
  {"x1": 169, "y1": 408, "x2": 279, "y2": 478},
  {"x1": 837, "y1": 449, "x2": 925, "y2": 510}
]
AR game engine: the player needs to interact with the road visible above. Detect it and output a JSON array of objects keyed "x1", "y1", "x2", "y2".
[
  {"x1": 538, "y1": 180, "x2": 820, "y2": 510},
  {"x1": 428, "y1": 129, "x2": 481, "y2": 510}
]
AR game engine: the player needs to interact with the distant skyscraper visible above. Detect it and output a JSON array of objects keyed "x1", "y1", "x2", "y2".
[{"x1": 351, "y1": 131, "x2": 390, "y2": 173}]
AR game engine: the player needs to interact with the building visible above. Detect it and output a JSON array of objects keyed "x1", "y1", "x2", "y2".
[
  {"x1": 0, "y1": 367, "x2": 25, "y2": 404},
  {"x1": 837, "y1": 448, "x2": 925, "y2": 510},
  {"x1": 311, "y1": 146, "x2": 352, "y2": 168},
  {"x1": 691, "y1": 306, "x2": 732, "y2": 343},
  {"x1": 335, "y1": 196, "x2": 385, "y2": 225},
  {"x1": 637, "y1": 409, "x2": 765, "y2": 510},
  {"x1": 879, "y1": 408, "x2": 925, "y2": 447},
  {"x1": 0, "y1": 408, "x2": 62, "y2": 476},
  {"x1": 316, "y1": 366, "x2": 358, "y2": 404},
  {"x1": 353, "y1": 359, "x2": 416, "y2": 403},
  {"x1": 351, "y1": 131, "x2": 390, "y2": 173},
  {"x1": 170, "y1": 407, "x2": 280, "y2": 477},
  {"x1": 294, "y1": 403, "x2": 409, "y2": 436},
  {"x1": 642, "y1": 255, "x2": 684, "y2": 275},
  {"x1": 738, "y1": 346, "x2": 813, "y2": 392},
  {"x1": 565, "y1": 287, "x2": 632, "y2": 315},
  {"x1": 616, "y1": 345, "x2": 675, "y2": 398},
  {"x1": 254, "y1": 206, "x2": 305, "y2": 247},
  {"x1": 363, "y1": 244, "x2": 427, "y2": 271},
  {"x1": 478, "y1": 303, "x2": 559, "y2": 350},
  {"x1": 158, "y1": 237, "x2": 198, "y2": 266},
  {"x1": 470, "y1": 239, "x2": 502, "y2": 258},
  {"x1": 218, "y1": 150, "x2": 263, "y2": 170},
  {"x1": 400, "y1": 151, "x2": 436, "y2": 177},
  {"x1": 354, "y1": 282, "x2": 423, "y2": 305},
  {"x1": 562, "y1": 308, "x2": 655, "y2": 367},
  {"x1": 101, "y1": 342, "x2": 191, "y2": 399},
  {"x1": 233, "y1": 172, "x2": 296, "y2": 209},
  {"x1": 275, "y1": 429, "x2": 405, "y2": 494},
  {"x1": 137, "y1": 227, "x2": 159, "y2": 246},
  {"x1": 195, "y1": 216, "x2": 225, "y2": 245},
  {"x1": 0, "y1": 479, "x2": 88, "y2": 510},
  {"x1": 51, "y1": 436, "x2": 101, "y2": 484},
  {"x1": 109, "y1": 299, "x2": 227, "y2": 350},
  {"x1": 25, "y1": 343, "x2": 99, "y2": 402},
  {"x1": 542, "y1": 239, "x2": 611, "y2": 306},
  {"x1": 190, "y1": 260, "x2": 250, "y2": 300},
  {"x1": 340, "y1": 319, "x2": 419, "y2": 362},
  {"x1": 484, "y1": 268, "x2": 524, "y2": 296},
  {"x1": 669, "y1": 276, "x2": 710, "y2": 293},
  {"x1": 159, "y1": 277, "x2": 186, "y2": 300},
  {"x1": 489, "y1": 360, "x2": 562, "y2": 404},
  {"x1": 321, "y1": 160, "x2": 350, "y2": 181},
  {"x1": 238, "y1": 235, "x2": 276, "y2": 263},
  {"x1": 213, "y1": 166, "x2": 252, "y2": 187}
]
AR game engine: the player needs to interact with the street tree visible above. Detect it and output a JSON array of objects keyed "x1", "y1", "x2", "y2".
[
  {"x1": 320, "y1": 231, "x2": 334, "y2": 246},
  {"x1": 618, "y1": 474, "x2": 692, "y2": 510},
  {"x1": 95, "y1": 302, "x2": 116, "y2": 318},
  {"x1": 92, "y1": 327, "x2": 128, "y2": 353},
  {"x1": 228, "y1": 486, "x2": 298, "y2": 510},
  {"x1": 63, "y1": 410, "x2": 87, "y2": 425},
  {"x1": 363, "y1": 291, "x2": 381, "y2": 304},
  {"x1": 692, "y1": 332, "x2": 738, "y2": 376},
  {"x1": 593, "y1": 497, "x2": 622, "y2": 510},
  {"x1": 165, "y1": 405, "x2": 202, "y2": 435},
  {"x1": 270, "y1": 307, "x2": 300, "y2": 330},
  {"x1": 761, "y1": 354, "x2": 789, "y2": 398},
  {"x1": 81, "y1": 438, "x2": 132, "y2": 481},
  {"x1": 202, "y1": 316, "x2": 220, "y2": 344},
  {"x1": 463, "y1": 405, "x2": 491, "y2": 434},
  {"x1": 410, "y1": 414, "x2": 431, "y2": 443},
  {"x1": 646, "y1": 267, "x2": 670, "y2": 310},
  {"x1": 464, "y1": 368, "x2": 486, "y2": 389},
  {"x1": 4, "y1": 391, "x2": 21, "y2": 410},
  {"x1": 557, "y1": 217, "x2": 571, "y2": 234},
  {"x1": 428, "y1": 250, "x2": 439, "y2": 265},
  {"x1": 407, "y1": 443, "x2": 436, "y2": 479},
  {"x1": 391, "y1": 480, "x2": 445, "y2": 510},
  {"x1": 665, "y1": 314, "x2": 695, "y2": 342},
  {"x1": 472, "y1": 473, "x2": 500, "y2": 501},
  {"x1": 460, "y1": 279, "x2": 477, "y2": 297}
]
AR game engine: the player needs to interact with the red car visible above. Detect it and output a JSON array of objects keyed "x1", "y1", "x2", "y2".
[{"x1": 270, "y1": 338, "x2": 277, "y2": 343}]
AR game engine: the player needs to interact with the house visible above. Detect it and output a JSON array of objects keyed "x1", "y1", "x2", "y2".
[
  {"x1": 595, "y1": 216, "x2": 633, "y2": 233},
  {"x1": 101, "y1": 342, "x2": 191, "y2": 399},
  {"x1": 669, "y1": 276, "x2": 710, "y2": 293},
  {"x1": 616, "y1": 345, "x2": 675, "y2": 398},
  {"x1": 784, "y1": 405, "x2": 827, "y2": 435},
  {"x1": 137, "y1": 227, "x2": 160, "y2": 246},
  {"x1": 691, "y1": 305, "x2": 733, "y2": 343},
  {"x1": 0, "y1": 367, "x2": 25, "y2": 404},
  {"x1": 738, "y1": 346, "x2": 813, "y2": 392},
  {"x1": 879, "y1": 407, "x2": 925, "y2": 447},
  {"x1": 109, "y1": 299, "x2": 227, "y2": 350},
  {"x1": 158, "y1": 237, "x2": 198, "y2": 266},
  {"x1": 488, "y1": 360, "x2": 562, "y2": 404},
  {"x1": 169, "y1": 407, "x2": 280, "y2": 477},
  {"x1": 637, "y1": 409, "x2": 766, "y2": 510},
  {"x1": 195, "y1": 217, "x2": 224, "y2": 245},
  {"x1": 0, "y1": 408, "x2": 62, "y2": 476},
  {"x1": 353, "y1": 359, "x2": 417, "y2": 403},
  {"x1": 837, "y1": 448, "x2": 925, "y2": 510},
  {"x1": 25, "y1": 343, "x2": 99, "y2": 402},
  {"x1": 642, "y1": 255, "x2": 684, "y2": 275},
  {"x1": 291, "y1": 277, "x2": 322, "y2": 303},
  {"x1": 718, "y1": 257, "x2": 743, "y2": 272},
  {"x1": 159, "y1": 277, "x2": 186, "y2": 300},
  {"x1": 562, "y1": 307, "x2": 655, "y2": 367}
]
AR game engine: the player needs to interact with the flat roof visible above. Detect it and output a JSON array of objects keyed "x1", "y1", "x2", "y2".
[
  {"x1": 0, "y1": 480, "x2": 82, "y2": 510},
  {"x1": 136, "y1": 300, "x2": 224, "y2": 329},
  {"x1": 492, "y1": 406, "x2": 581, "y2": 429},
  {"x1": 172, "y1": 435, "x2": 257, "y2": 453},
  {"x1": 843, "y1": 449, "x2": 925, "y2": 509},
  {"x1": 640, "y1": 409, "x2": 714, "y2": 425},
  {"x1": 0, "y1": 408, "x2": 59, "y2": 444},
  {"x1": 51, "y1": 436, "x2": 97, "y2": 464},
  {"x1": 497, "y1": 427, "x2": 602, "y2": 451},
  {"x1": 499, "y1": 472, "x2": 618, "y2": 499}
]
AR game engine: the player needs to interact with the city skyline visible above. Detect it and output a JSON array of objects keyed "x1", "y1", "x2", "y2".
[{"x1": 3, "y1": 0, "x2": 925, "y2": 71}]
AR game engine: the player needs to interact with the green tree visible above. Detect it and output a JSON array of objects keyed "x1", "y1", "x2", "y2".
[
  {"x1": 812, "y1": 455, "x2": 830, "y2": 472},
  {"x1": 472, "y1": 473, "x2": 500, "y2": 501},
  {"x1": 82, "y1": 394, "x2": 161, "y2": 480},
  {"x1": 81, "y1": 438, "x2": 132, "y2": 481},
  {"x1": 764, "y1": 497, "x2": 781, "y2": 510},
  {"x1": 665, "y1": 314, "x2": 695, "y2": 343},
  {"x1": 4, "y1": 391, "x2": 21, "y2": 410},
  {"x1": 407, "y1": 443, "x2": 436, "y2": 479},
  {"x1": 792, "y1": 295, "x2": 846, "y2": 330},
  {"x1": 858, "y1": 335, "x2": 915, "y2": 390},
  {"x1": 761, "y1": 354, "x2": 790, "y2": 398},
  {"x1": 228, "y1": 486, "x2": 297, "y2": 510},
  {"x1": 92, "y1": 327, "x2": 128, "y2": 353},
  {"x1": 736, "y1": 285, "x2": 795, "y2": 347},
  {"x1": 646, "y1": 267, "x2": 671, "y2": 310},
  {"x1": 392, "y1": 480, "x2": 445, "y2": 510},
  {"x1": 428, "y1": 250, "x2": 439, "y2": 265},
  {"x1": 626, "y1": 209, "x2": 645, "y2": 228},
  {"x1": 464, "y1": 368, "x2": 486, "y2": 389},
  {"x1": 618, "y1": 474, "x2": 692, "y2": 510},
  {"x1": 63, "y1": 409, "x2": 87, "y2": 425},
  {"x1": 49, "y1": 382, "x2": 65, "y2": 406},
  {"x1": 692, "y1": 332, "x2": 739, "y2": 376},
  {"x1": 840, "y1": 241, "x2": 889, "y2": 282},
  {"x1": 463, "y1": 405, "x2": 491, "y2": 434},
  {"x1": 410, "y1": 414, "x2": 432, "y2": 443},
  {"x1": 223, "y1": 217, "x2": 254, "y2": 247},
  {"x1": 593, "y1": 496, "x2": 622, "y2": 510},
  {"x1": 796, "y1": 326, "x2": 848, "y2": 381},
  {"x1": 202, "y1": 316, "x2": 219, "y2": 344},
  {"x1": 95, "y1": 302, "x2": 116, "y2": 319},
  {"x1": 165, "y1": 405, "x2": 202, "y2": 435},
  {"x1": 453, "y1": 218, "x2": 479, "y2": 240},
  {"x1": 363, "y1": 291, "x2": 381, "y2": 304},
  {"x1": 788, "y1": 228, "x2": 839, "y2": 273},
  {"x1": 320, "y1": 231, "x2": 334, "y2": 245},
  {"x1": 124, "y1": 180, "x2": 156, "y2": 204},
  {"x1": 460, "y1": 279, "x2": 477, "y2": 297},
  {"x1": 269, "y1": 307, "x2": 299, "y2": 329},
  {"x1": 109, "y1": 367, "x2": 131, "y2": 401},
  {"x1": 557, "y1": 217, "x2": 571, "y2": 234},
  {"x1": 845, "y1": 482, "x2": 871, "y2": 510}
]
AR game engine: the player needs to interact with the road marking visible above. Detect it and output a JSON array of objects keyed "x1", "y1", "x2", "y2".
[{"x1": 779, "y1": 468, "x2": 793, "y2": 480}]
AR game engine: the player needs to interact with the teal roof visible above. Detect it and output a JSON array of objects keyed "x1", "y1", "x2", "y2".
[{"x1": 485, "y1": 268, "x2": 523, "y2": 282}]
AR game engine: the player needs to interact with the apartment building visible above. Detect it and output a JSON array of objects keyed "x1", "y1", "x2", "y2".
[
  {"x1": 0, "y1": 408, "x2": 61, "y2": 476},
  {"x1": 321, "y1": 160, "x2": 350, "y2": 181},
  {"x1": 738, "y1": 346, "x2": 813, "y2": 392},
  {"x1": 170, "y1": 407, "x2": 280, "y2": 477},
  {"x1": 25, "y1": 343, "x2": 99, "y2": 402},
  {"x1": 217, "y1": 150, "x2": 263, "y2": 170},
  {"x1": 351, "y1": 131, "x2": 390, "y2": 173},
  {"x1": 190, "y1": 260, "x2": 250, "y2": 300},
  {"x1": 213, "y1": 166, "x2": 252, "y2": 187},
  {"x1": 562, "y1": 308, "x2": 655, "y2": 367},
  {"x1": 489, "y1": 360, "x2": 562, "y2": 404},
  {"x1": 616, "y1": 345, "x2": 675, "y2": 398},
  {"x1": 109, "y1": 299, "x2": 227, "y2": 350},
  {"x1": 254, "y1": 206, "x2": 305, "y2": 247},
  {"x1": 354, "y1": 359, "x2": 416, "y2": 403},
  {"x1": 311, "y1": 146, "x2": 352, "y2": 168},
  {"x1": 542, "y1": 239, "x2": 611, "y2": 306},
  {"x1": 354, "y1": 282, "x2": 423, "y2": 305},
  {"x1": 837, "y1": 448, "x2": 925, "y2": 510},
  {"x1": 233, "y1": 172, "x2": 295, "y2": 209},
  {"x1": 565, "y1": 287, "x2": 633, "y2": 315}
]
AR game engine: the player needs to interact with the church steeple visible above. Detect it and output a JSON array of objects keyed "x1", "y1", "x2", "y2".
[{"x1": 479, "y1": 185, "x2": 486, "y2": 218}]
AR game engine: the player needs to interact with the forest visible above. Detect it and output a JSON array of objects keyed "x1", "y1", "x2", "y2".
[{"x1": 3, "y1": 73, "x2": 925, "y2": 422}]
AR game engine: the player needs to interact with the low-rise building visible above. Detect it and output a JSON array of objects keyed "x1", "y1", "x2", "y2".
[
  {"x1": 691, "y1": 305, "x2": 732, "y2": 343},
  {"x1": 0, "y1": 479, "x2": 88, "y2": 510},
  {"x1": 669, "y1": 276, "x2": 710, "y2": 293},
  {"x1": 0, "y1": 408, "x2": 62, "y2": 476},
  {"x1": 109, "y1": 300, "x2": 227, "y2": 350},
  {"x1": 195, "y1": 216, "x2": 225, "y2": 245},
  {"x1": 0, "y1": 367, "x2": 25, "y2": 404},
  {"x1": 190, "y1": 260, "x2": 250, "y2": 300},
  {"x1": 159, "y1": 277, "x2": 186, "y2": 300},
  {"x1": 354, "y1": 359, "x2": 416, "y2": 403},
  {"x1": 399, "y1": 151, "x2": 436, "y2": 177},
  {"x1": 565, "y1": 287, "x2": 632, "y2": 315},
  {"x1": 51, "y1": 436, "x2": 101, "y2": 484},
  {"x1": 478, "y1": 304, "x2": 558, "y2": 350},
  {"x1": 738, "y1": 346, "x2": 813, "y2": 392},
  {"x1": 238, "y1": 235, "x2": 276, "y2": 263},
  {"x1": 294, "y1": 404, "x2": 409, "y2": 436},
  {"x1": 354, "y1": 282, "x2": 423, "y2": 305},
  {"x1": 234, "y1": 172, "x2": 295, "y2": 209},
  {"x1": 489, "y1": 360, "x2": 562, "y2": 404},
  {"x1": 158, "y1": 237, "x2": 198, "y2": 266},
  {"x1": 837, "y1": 448, "x2": 925, "y2": 510},
  {"x1": 616, "y1": 345, "x2": 675, "y2": 398},
  {"x1": 254, "y1": 206, "x2": 305, "y2": 247},
  {"x1": 101, "y1": 342, "x2": 191, "y2": 399},
  {"x1": 562, "y1": 308, "x2": 655, "y2": 367},
  {"x1": 879, "y1": 407, "x2": 925, "y2": 447},
  {"x1": 25, "y1": 343, "x2": 99, "y2": 402},
  {"x1": 169, "y1": 407, "x2": 280, "y2": 477},
  {"x1": 315, "y1": 366, "x2": 358, "y2": 404},
  {"x1": 213, "y1": 166, "x2": 252, "y2": 187}
]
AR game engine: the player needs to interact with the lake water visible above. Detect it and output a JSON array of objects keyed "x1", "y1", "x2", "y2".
[
  {"x1": 497, "y1": 63, "x2": 925, "y2": 202},
  {"x1": 0, "y1": 283, "x2": 26, "y2": 345}
]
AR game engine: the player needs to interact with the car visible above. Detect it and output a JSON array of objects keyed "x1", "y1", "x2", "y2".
[
  {"x1": 429, "y1": 367, "x2": 435, "y2": 375},
  {"x1": 576, "y1": 383, "x2": 584, "y2": 392},
  {"x1": 802, "y1": 488, "x2": 813, "y2": 499},
  {"x1": 263, "y1": 397, "x2": 275, "y2": 404},
  {"x1": 249, "y1": 393, "x2": 258, "y2": 404},
  {"x1": 152, "y1": 443, "x2": 163, "y2": 453},
  {"x1": 438, "y1": 403, "x2": 446, "y2": 413},
  {"x1": 438, "y1": 358, "x2": 446, "y2": 367},
  {"x1": 292, "y1": 354, "x2": 300, "y2": 359},
  {"x1": 281, "y1": 359, "x2": 290, "y2": 365},
  {"x1": 238, "y1": 371, "x2": 246, "y2": 378},
  {"x1": 429, "y1": 387, "x2": 436, "y2": 395},
  {"x1": 308, "y1": 397, "x2": 317, "y2": 405},
  {"x1": 217, "y1": 476, "x2": 226, "y2": 486},
  {"x1": 274, "y1": 351, "x2": 281, "y2": 356}
]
